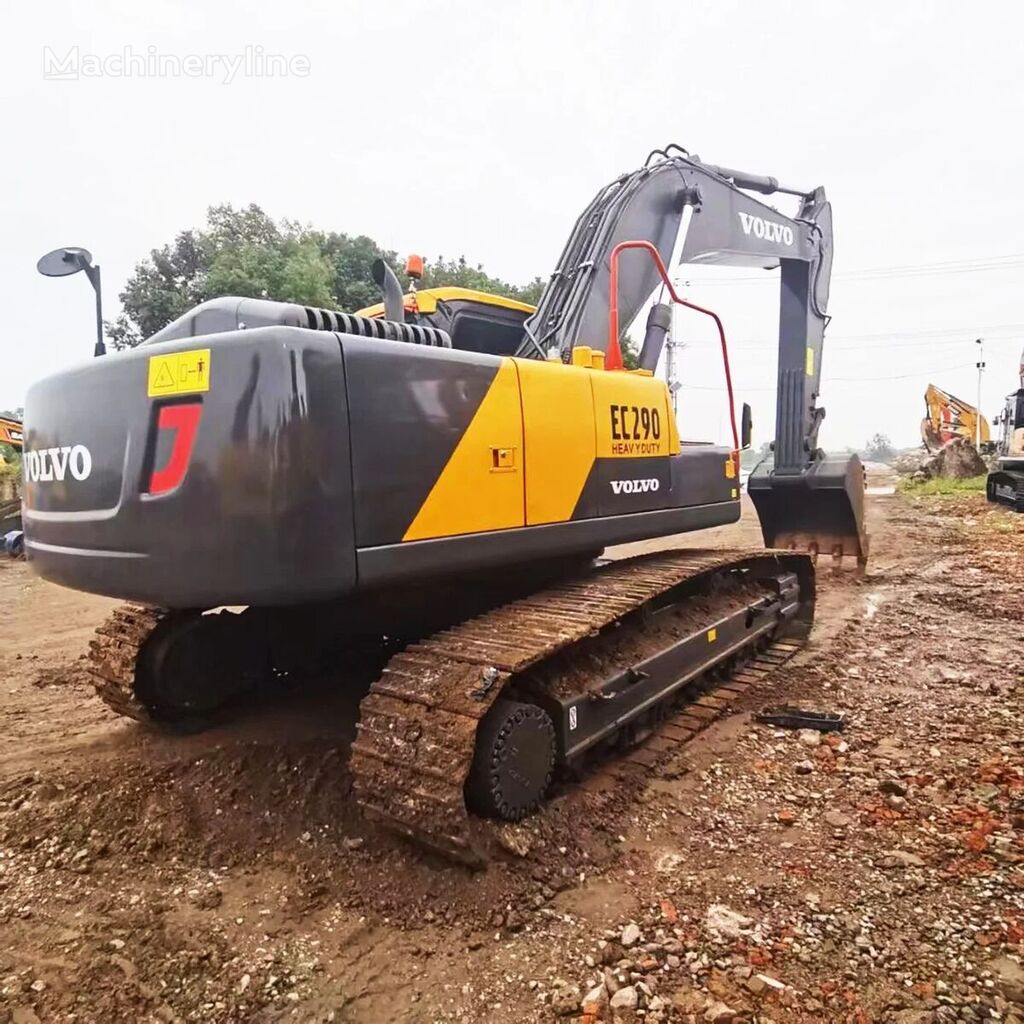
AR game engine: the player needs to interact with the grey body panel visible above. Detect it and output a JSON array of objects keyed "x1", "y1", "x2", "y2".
[
  {"x1": 24, "y1": 327, "x2": 356, "y2": 606},
  {"x1": 570, "y1": 447, "x2": 735, "y2": 520},
  {"x1": 343, "y1": 340, "x2": 500, "y2": 546},
  {"x1": 357, "y1": 501, "x2": 739, "y2": 589}
]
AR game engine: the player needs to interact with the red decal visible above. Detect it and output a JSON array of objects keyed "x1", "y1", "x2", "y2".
[{"x1": 147, "y1": 403, "x2": 201, "y2": 495}]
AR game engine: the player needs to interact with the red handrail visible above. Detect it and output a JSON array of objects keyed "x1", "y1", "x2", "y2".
[{"x1": 607, "y1": 239, "x2": 739, "y2": 457}]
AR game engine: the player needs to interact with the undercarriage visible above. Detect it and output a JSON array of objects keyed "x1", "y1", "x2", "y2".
[{"x1": 87, "y1": 547, "x2": 813, "y2": 865}]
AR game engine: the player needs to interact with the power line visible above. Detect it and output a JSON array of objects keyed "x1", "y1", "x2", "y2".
[
  {"x1": 682, "y1": 252, "x2": 1024, "y2": 286},
  {"x1": 679, "y1": 361, "x2": 977, "y2": 393}
]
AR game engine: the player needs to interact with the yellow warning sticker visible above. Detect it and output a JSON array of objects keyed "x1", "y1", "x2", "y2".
[
  {"x1": 707, "y1": 628, "x2": 718, "y2": 643},
  {"x1": 805, "y1": 346, "x2": 815, "y2": 376},
  {"x1": 147, "y1": 349, "x2": 211, "y2": 398}
]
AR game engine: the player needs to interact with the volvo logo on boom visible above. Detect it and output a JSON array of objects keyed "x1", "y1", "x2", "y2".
[
  {"x1": 738, "y1": 211, "x2": 794, "y2": 246},
  {"x1": 23, "y1": 445, "x2": 93, "y2": 483},
  {"x1": 610, "y1": 478, "x2": 660, "y2": 495}
]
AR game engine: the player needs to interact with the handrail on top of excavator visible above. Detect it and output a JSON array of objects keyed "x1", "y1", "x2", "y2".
[{"x1": 607, "y1": 239, "x2": 739, "y2": 458}]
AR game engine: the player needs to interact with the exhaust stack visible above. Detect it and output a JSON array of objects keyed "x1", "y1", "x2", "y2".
[{"x1": 371, "y1": 259, "x2": 405, "y2": 323}]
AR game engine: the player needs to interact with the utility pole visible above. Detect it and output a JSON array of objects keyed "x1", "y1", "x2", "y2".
[{"x1": 975, "y1": 337, "x2": 985, "y2": 446}]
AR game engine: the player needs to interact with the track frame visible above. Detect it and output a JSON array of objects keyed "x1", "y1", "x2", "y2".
[{"x1": 534, "y1": 570, "x2": 800, "y2": 763}]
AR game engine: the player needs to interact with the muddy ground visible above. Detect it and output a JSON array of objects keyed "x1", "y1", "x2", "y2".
[{"x1": 0, "y1": 483, "x2": 1022, "y2": 1024}]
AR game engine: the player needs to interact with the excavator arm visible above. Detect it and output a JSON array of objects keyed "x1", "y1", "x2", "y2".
[{"x1": 523, "y1": 147, "x2": 865, "y2": 565}]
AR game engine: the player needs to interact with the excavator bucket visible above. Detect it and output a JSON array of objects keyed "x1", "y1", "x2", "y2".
[{"x1": 747, "y1": 452, "x2": 868, "y2": 569}]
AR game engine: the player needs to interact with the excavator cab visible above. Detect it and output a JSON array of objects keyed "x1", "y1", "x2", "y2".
[{"x1": 356, "y1": 286, "x2": 533, "y2": 358}]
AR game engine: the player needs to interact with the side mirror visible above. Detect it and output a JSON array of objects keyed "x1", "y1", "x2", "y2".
[{"x1": 741, "y1": 403, "x2": 753, "y2": 450}]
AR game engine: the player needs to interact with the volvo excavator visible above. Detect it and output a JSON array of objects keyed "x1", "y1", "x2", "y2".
[
  {"x1": 987, "y1": 349, "x2": 1024, "y2": 511},
  {"x1": 21, "y1": 146, "x2": 867, "y2": 864}
]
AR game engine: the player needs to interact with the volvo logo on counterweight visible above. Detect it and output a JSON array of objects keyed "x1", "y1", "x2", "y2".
[
  {"x1": 610, "y1": 478, "x2": 660, "y2": 495},
  {"x1": 23, "y1": 445, "x2": 93, "y2": 483}
]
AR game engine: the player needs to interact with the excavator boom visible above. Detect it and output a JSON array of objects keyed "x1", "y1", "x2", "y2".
[{"x1": 524, "y1": 148, "x2": 865, "y2": 565}]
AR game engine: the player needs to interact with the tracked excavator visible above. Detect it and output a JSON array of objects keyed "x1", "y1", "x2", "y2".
[
  {"x1": 987, "y1": 349, "x2": 1024, "y2": 510},
  {"x1": 22, "y1": 147, "x2": 867, "y2": 864},
  {"x1": 921, "y1": 384, "x2": 990, "y2": 452}
]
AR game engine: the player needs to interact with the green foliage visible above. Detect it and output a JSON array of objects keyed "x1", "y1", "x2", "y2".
[
  {"x1": 108, "y1": 205, "x2": 547, "y2": 349},
  {"x1": 896, "y1": 474, "x2": 987, "y2": 495},
  {"x1": 865, "y1": 432, "x2": 895, "y2": 463},
  {"x1": 0, "y1": 444, "x2": 20, "y2": 475},
  {"x1": 619, "y1": 335, "x2": 640, "y2": 371}
]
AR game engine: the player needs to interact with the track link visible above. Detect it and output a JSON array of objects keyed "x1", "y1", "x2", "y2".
[
  {"x1": 350, "y1": 548, "x2": 812, "y2": 866},
  {"x1": 86, "y1": 604, "x2": 168, "y2": 724}
]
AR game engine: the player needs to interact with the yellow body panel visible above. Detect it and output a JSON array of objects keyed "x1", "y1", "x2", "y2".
[
  {"x1": 590, "y1": 371, "x2": 674, "y2": 459},
  {"x1": 402, "y1": 360, "x2": 525, "y2": 541},
  {"x1": 356, "y1": 287, "x2": 535, "y2": 319},
  {"x1": 515, "y1": 359, "x2": 596, "y2": 525}
]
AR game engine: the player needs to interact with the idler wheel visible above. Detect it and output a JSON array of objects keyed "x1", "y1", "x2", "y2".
[{"x1": 466, "y1": 700, "x2": 555, "y2": 820}]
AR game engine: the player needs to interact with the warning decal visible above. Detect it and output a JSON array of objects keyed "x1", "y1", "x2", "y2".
[{"x1": 147, "y1": 349, "x2": 211, "y2": 398}]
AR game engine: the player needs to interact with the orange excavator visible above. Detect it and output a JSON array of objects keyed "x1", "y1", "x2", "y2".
[{"x1": 921, "y1": 384, "x2": 990, "y2": 452}]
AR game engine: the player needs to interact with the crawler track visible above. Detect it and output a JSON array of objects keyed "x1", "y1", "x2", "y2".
[
  {"x1": 87, "y1": 604, "x2": 168, "y2": 723},
  {"x1": 350, "y1": 548, "x2": 813, "y2": 866}
]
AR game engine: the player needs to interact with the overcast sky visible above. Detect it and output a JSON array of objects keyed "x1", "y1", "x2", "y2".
[{"x1": 3, "y1": 0, "x2": 1023, "y2": 450}]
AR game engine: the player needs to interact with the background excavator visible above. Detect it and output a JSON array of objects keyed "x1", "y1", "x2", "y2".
[
  {"x1": 21, "y1": 146, "x2": 867, "y2": 864},
  {"x1": 921, "y1": 384, "x2": 990, "y2": 452},
  {"x1": 0, "y1": 413, "x2": 24, "y2": 555},
  {"x1": 987, "y1": 349, "x2": 1024, "y2": 510}
]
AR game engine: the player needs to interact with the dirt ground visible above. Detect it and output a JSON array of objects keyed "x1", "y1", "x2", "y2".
[{"x1": 1, "y1": 481, "x2": 1022, "y2": 1024}]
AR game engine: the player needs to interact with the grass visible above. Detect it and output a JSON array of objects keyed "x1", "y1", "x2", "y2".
[{"x1": 896, "y1": 474, "x2": 988, "y2": 496}]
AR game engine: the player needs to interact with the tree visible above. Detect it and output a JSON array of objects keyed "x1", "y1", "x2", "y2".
[
  {"x1": 619, "y1": 334, "x2": 640, "y2": 371},
  {"x1": 108, "y1": 205, "x2": 548, "y2": 349},
  {"x1": 865, "y1": 432, "x2": 895, "y2": 463}
]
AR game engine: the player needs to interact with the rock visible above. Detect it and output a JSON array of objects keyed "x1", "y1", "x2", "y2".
[
  {"x1": 823, "y1": 809, "x2": 852, "y2": 829},
  {"x1": 190, "y1": 885, "x2": 222, "y2": 910},
  {"x1": 744, "y1": 975, "x2": 767, "y2": 995},
  {"x1": 879, "y1": 849, "x2": 925, "y2": 869},
  {"x1": 754, "y1": 974, "x2": 785, "y2": 992},
  {"x1": 705, "y1": 904, "x2": 752, "y2": 942},
  {"x1": 621, "y1": 923, "x2": 642, "y2": 948},
  {"x1": 878, "y1": 778, "x2": 908, "y2": 796},
  {"x1": 920, "y1": 437, "x2": 987, "y2": 480},
  {"x1": 342, "y1": 836, "x2": 365, "y2": 851},
  {"x1": 703, "y1": 998, "x2": 739, "y2": 1022},
  {"x1": 794, "y1": 760, "x2": 815, "y2": 775},
  {"x1": 798, "y1": 729, "x2": 821, "y2": 748},
  {"x1": 550, "y1": 982, "x2": 581, "y2": 1016},
  {"x1": 610, "y1": 985, "x2": 639, "y2": 1011},
  {"x1": 495, "y1": 824, "x2": 532, "y2": 858},
  {"x1": 992, "y1": 956, "x2": 1024, "y2": 1004},
  {"x1": 890, "y1": 1011, "x2": 933, "y2": 1024},
  {"x1": 581, "y1": 983, "x2": 608, "y2": 1013}
]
